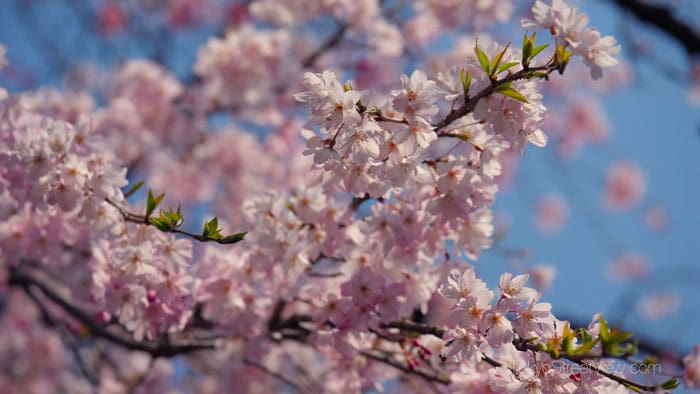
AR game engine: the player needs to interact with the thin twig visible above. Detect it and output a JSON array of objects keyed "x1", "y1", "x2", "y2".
[{"x1": 105, "y1": 199, "x2": 244, "y2": 245}]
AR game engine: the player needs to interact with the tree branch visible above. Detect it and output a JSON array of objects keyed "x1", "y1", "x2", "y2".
[
  {"x1": 612, "y1": 0, "x2": 700, "y2": 56},
  {"x1": 8, "y1": 267, "x2": 218, "y2": 358},
  {"x1": 105, "y1": 199, "x2": 245, "y2": 245},
  {"x1": 302, "y1": 23, "x2": 349, "y2": 68},
  {"x1": 432, "y1": 63, "x2": 558, "y2": 133}
]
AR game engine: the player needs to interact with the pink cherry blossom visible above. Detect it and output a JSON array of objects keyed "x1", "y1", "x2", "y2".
[
  {"x1": 683, "y1": 345, "x2": 700, "y2": 388},
  {"x1": 638, "y1": 292, "x2": 680, "y2": 320},
  {"x1": 535, "y1": 194, "x2": 568, "y2": 234},
  {"x1": 603, "y1": 160, "x2": 646, "y2": 211},
  {"x1": 606, "y1": 253, "x2": 651, "y2": 281}
]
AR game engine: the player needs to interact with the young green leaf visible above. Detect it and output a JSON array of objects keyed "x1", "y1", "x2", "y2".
[
  {"x1": 495, "y1": 81, "x2": 513, "y2": 91},
  {"x1": 598, "y1": 316, "x2": 610, "y2": 342},
  {"x1": 221, "y1": 232, "x2": 247, "y2": 244},
  {"x1": 150, "y1": 217, "x2": 173, "y2": 232},
  {"x1": 161, "y1": 204, "x2": 183, "y2": 228},
  {"x1": 530, "y1": 43, "x2": 549, "y2": 60},
  {"x1": 489, "y1": 43, "x2": 511, "y2": 77},
  {"x1": 459, "y1": 68, "x2": 472, "y2": 96},
  {"x1": 497, "y1": 88, "x2": 529, "y2": 103},
  {"x1": 522, "y1": 32, "x2": 534, "y2": 65},
  {"x1": 455, "y1": 132, "x2": 474, "y2": 141},
  {"x1": 661, "y1": 378, "x2": 680, "y2": 390},
  {"x1": 497, "y1": 61, "x2": 520, "y2": 75},
  {"x1": 146, "y1": 189, "x2": 165, "y2": 218},
  {"x1": 475, "y1": 42, "x2": 490, "y2": 74},
  {"x1": 555, "y1": 45, "x2": 573, "y2": 74},
  {"x1": 123, "y1": 180, "x2": 145, "y2": 199},
  {"x1": 202, "y1": 217, "x2": 223, "y2": 240}
]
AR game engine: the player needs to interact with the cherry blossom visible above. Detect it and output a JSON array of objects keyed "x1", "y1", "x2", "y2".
[
  {"x1": 604, "y1": 160, "x2": 647, "y2": 211},
  {"x1": 535, "y1": 194, "x2": 568, "y2": 234},
  {"x1": 683, "y1": 345, "x2": 700, "y2": 388}
]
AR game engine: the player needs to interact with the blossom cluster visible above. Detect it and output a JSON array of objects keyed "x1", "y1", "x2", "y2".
[
  {"x1": 523, "y1": 0, "x2": 621, "y2": 79},
  {"x1": 433, "y1": 268, "x2": 638, "y2": 392},
  {"x1": 0, "y1": 96, "x2": 198, "y2": 341}
]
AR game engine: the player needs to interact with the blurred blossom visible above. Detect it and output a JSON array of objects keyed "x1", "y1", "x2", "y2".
[
  {"x1": 683, "y1": 345, "x2": 700, "y2": 388},
  {"x1": 96, "y1": 2, "x2": 128, "y2": 35},
  {"x1": 558, "y1": 100, "x2": 610, "y2": 158},
  {"x1": 638, "y1": 292, "x2": 680, "y2": 320},
  {"x1": 606, "y1": 253, "x2": 651, "y2": 281},
  {"x1": 167, "y1": 0, "x2": 218, "y2": 28},
  {"x1": 535, "y1": 194, "x2": 568, "y2": 234},
  {"x1": 528, "y1": 264, "x2": 557, "y2": 292},
  {"x1": 644, "y1": 205, "x2": 669, "y2": 231},
  {"x1": 403, "y1": 13, "x2": 441, "y2": 48},
  {"x1": 603, "y1": 161, "x2": 646, "y2": 211},
  {"x1": 354, "y1": 57, "x2": 399, "y2": 91}
]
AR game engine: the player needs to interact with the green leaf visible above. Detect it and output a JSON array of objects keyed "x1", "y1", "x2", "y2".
[
  {"x1": 455, "y1": 132, "x2": 474, "y2": 141},
  {"x1": 530, "y1": 43, "x2": 549, "y2": 59},
  {"x1": 123, "y1": 180, "x2": 145, "y2": 199},
  {"x1": 497, "y1": 61, "x2": 520, "y2": 74},
  {"x1": 522, "y1": 32, "x2": 534, "y2": 65},
  {"x1": 661, "y1": 378, "x2": 680, "y2": 390},
  {"x1": 555, "y1": 45, "x2": 573, "y2": 74},
  {"x1": 459, "y1": 69, "x2": 472, "y2": 96},
  {"x1": 202, "y1": 217, "x2": 223, "y2": 240},
  {"x1": 598, "y1": 316, "x2": 610, "y2": 342},
  {"x1": 489, "y1": 43, "x2": 511, "y2": 77},
  {"x1": 146, "y1": 189, "x2": 165, "y2": 218},
  {"x1": 160, "y1": 204, "x2": 183, "y2": 228},
  {"x1": 150, "y1": 217, "x2": 173, "y2": 232},
  {"x1": 497, "y1": 88, "x2": 529, "y2": 103},
  {"x1": 221, "y1": 232, "x2": 247, "y2": 244},
  {"x1": 528, "y1": 71, "x2": 550, "y2": 80},
  {"x1": 495, "y1": 81, "x2": 513, "y2": 91},
  {"x1": 475, "y1": 42, "x2": 490, "y2": 74}
]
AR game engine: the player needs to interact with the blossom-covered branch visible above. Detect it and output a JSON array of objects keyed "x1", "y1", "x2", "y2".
[{"x1": 8, "y1": 267, "x2": 218, "y2": 358}]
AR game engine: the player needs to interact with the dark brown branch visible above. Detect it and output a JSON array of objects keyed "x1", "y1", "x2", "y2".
[
  {"x1": 8, "y1": 267, "x2": 217, "y2": 358},
  {"x1": 612, "y1": 0, "x2": 700, "y2": 55}
]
